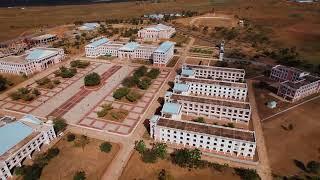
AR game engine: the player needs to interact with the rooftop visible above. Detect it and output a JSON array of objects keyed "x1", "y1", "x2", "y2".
[
  {"x1": 183, "y1": 64, "x2": 245, "y2": 74},
  {"x1": 119, "y1": 42, "x2": 140, "y2": 51},
  {"x1": 281, "y1": 75, "x2": 320, "y2": 89},
  {"x1": 31, "y1": 34, "x2": 57, "y2": 41},
  {"x1": 145, "y1": 24, "x2": 173, "y2": 31},
  {"x1": 157, "y1": 117, "x2": 255, "y2": 142},
  {"x1": 155, "y1": 41, "x2": 174, "y2": 53},
  {"x1": 170, "y1": 93, "x2": 250, "y2": 109},
  {"x1": 86, "y1": 38, "x2": 109, "y2": 48},
  {"x1": 179, "y1": 76, "x2": 247, "y2": 88},
  {"x1": 26, "y1": 48, "x2": 58, "y2": 60},
  {"x1": 161, "y1": 102, "x2": 182, "y2": 115},
  {"x1": 181, "y1": 69, "x2": 194, "y2": 76},
  {"x1": 0, "y1": 121, "x2": 33, "y2": 156},
  {"x1": 173, "y1": 83, "x2": 189, "y2": 92}
]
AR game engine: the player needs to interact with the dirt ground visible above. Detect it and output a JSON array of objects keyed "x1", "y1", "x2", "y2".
[
  {"x1": 120, "y1": 151, "x2": 240, "y2": 180},
  {"x1": 40, "y1": 137, "x2": 119, "y2": 180},
  {"x1": 262, "y1": 97, "x2": 320, "y2": 177}
]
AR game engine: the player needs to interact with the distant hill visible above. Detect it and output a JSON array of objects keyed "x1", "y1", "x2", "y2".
[{"x1": 0, "y1": 0, "x2": 129, "y2": 7}]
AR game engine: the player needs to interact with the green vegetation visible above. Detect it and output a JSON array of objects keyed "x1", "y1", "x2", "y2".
[
  {"x1": 53, "y1": 117, "x2": 67, "y2": 133},
  {"x1": 192, "y1": 117, "x2": 205, "y2": 123},
  {"x1": 54, "y1": 66, "x2": 77, "y2": 78},
  {"x1": 137, "y1": 77, "x2": 152, "y2": 90},
  {"x1": 73, "y1": 171, "x2": 86, "y2": 180},
  {"x1": 70, "y1": 60, "x2": 90, "y2": 69},
  {"x1": 171, "y1": 148, "x2": 202, "y2": 168},
  {"x1": 96, "y1": 103, "x2": 128, "y2": 121},
  {"x1": 84, "y1": 72, "x2": 101, "y2": 86},
  {"x1": 100, "y1": 142, "x2": 112, "y2": 153},
  {"x1": 113, "y1": 87, "x2": 130, "y2": 100},
  {"x1": 0, "y1": 75, "x2": 12, "y2": 91},
  {"x1": 67, "y1": 133, "x2": 76, "y2": 142},
  {"x1": 9, "y1": 87, "x2": 40, "y2": 101},
  {"x1": 307, "y1": 161, "x2": 320, "y2": 174},
  {"x1": 146, "y1": 68, "x2": 161, "y2": 79},
  {"x1": 36, "y1": 77, "x2": 60, "y2": 89},
  {"x1": 97, "y1": 103, "x2": 113, "y2": 118},
  {"x1": 170, "y1": 33, "x2": 189, "y2": 47},
  {"x1": 74, "y1": 135, "x2": 90, "y2": 151},
  {"x1": 234, "y1": 168, "x2": 261, "y2": 180},
  {"x1": 126, "y1": 90, "x2": 142, "y2": 102},
  {"x1": 121, "y1": 66, "x2": 160, "y2": 90},
  {"x1": 134, "y1": 140, "x2": 168, "y2": 163},
  {"x1": 14, "y1": 148, "x2": 60, "y2": 180},
  {"x1": 190, "y1": 48, "x2": 213, "y2": 54}
]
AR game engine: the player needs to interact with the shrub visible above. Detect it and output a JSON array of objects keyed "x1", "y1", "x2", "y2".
[
  {"x1": 122, "y1": 76, "x2": 139, "y2": 87},
  {"x1": 73, "y1": 171, "x2": 86, "y2": 180},
  {"x1": 134, "y1": 66, "x2": 148, "y2": 77},
  {"x1": 234, "y1": 168, "x2": 260, "y2": 180},
  {"x1": 46, "y1": 148, "x2": 60, "y2": 159},
  {"x1": 53, "y1": 117, "x2": 67, "y2": 133},
  {"x1": 146, "y1": 68, "x2": 160, "y2": 79},
  {"x1": 171, "y1": 148, "x2": 202, "y2": 168},
  {"x1": 142, "y1": 149, "x2": 158, "y2": 163},
  {"x1": 113, "y1": 87, "x2": 130, "y2": 99},
  {"x1": 70, "y1": 60, "x2": 90, "y2": 68},
  {"x1": 0, "y1": 75, "x2": 8, "y2": 91},
  {"x1": 56, "y1": 66, "x2": 77, "y2": 78},
  {"x1": 307, "y1": 161, "x2": 320, "y2": 174},
  {"x1": 138, "y1": 78, "x2": 151, "y2": 90},
  {"x1": 53, "y1": 79, "x2": 61, "y2": 85},
  {"x1": 84, "y1": 72, "x2": 101, "y2": 86},
  {"x1": 36, "y1": 77, "x2": 50, "y2": 86},
  {"x1": 126, "y1": 90, "x2": 142, "y2": 102},
  {"x1": 192, "y1": 117, "x2": 205, "y2": 123},
  {"x1": 134, "y1": 140, "x2": 146, "y2": 154},
  {"x1": 152, "y1": 143, "x2": 167, "y2": 160},
  {"x1": 67, "y1": 133, "x2": 76, "y2": 142},
  {"x1": 97, "y1": 104, "x2": 113, "y2": 117},
  {"x1": 100, "y1": 142, "x2": 112, "y2": 153}
]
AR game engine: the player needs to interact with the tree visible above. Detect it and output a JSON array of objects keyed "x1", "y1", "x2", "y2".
[
  {"x1": 234, "y1": 168, "x2": 260, "y2": 180},
  {"x1": 53, "y1": 117, "x2": 67, "y2": 133},
  {"x1": 100, "y1": 142, "x2": 112, "y2": 153},
  {"x1": 134, "y1": 66, "x2": 148, "y2": 77},
  {"x1": 73, "y1": 171, "x2": 86, "y2": 180},
  {"x1": 146, "y1": 68, "x2": 160, "y2": 79},
  {"x1": 84, "y1": 72, "x2": 101, "y2": 86},
  {"x1": 113, "y1": 87, "x2": 130, "y2": 99},
  {"x1": 126, "y1": 90, "x2": 142, "y2": 102},
  {"x1": 67, "y1": 133, "x2": 76, "y2": 142},
  {"x1": 142, "y1": 149, "x2": 158, "y2": 163},
  {"x1": 307, "y1": 161, "x2": 320, "y2": 174},
  {"x1": 134, "y1": 140, "x2": 146, "y2": 154},
  {"x1": 0, "y1": 75, "x2": 8, "y2": 91},
  {"x1": 138, "y1": 78, "x2": 151, "y2": 90},
  {"x1": 171, "y1": 148, "x2": 202, "y2": 168},
  {"x1": 122, "y1": 76, "x2": 139, "y2": 87},
  {"x1": 74, "y1": 135, "x2": 90, "y2": 151},
  {"x1": 152, "y1": 143, "x2": 167, "y2": 159}
]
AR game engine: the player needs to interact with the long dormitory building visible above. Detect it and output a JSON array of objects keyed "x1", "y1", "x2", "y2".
[
  {"x1": 174, "y1": 75, "x2": 248, "y2": 101},
  {"x1": 150, "y1": 116, "x2": 256, "y2": 160},
  {"x1": 181, "y1": 64, "x2": 245, "y2": 82}
]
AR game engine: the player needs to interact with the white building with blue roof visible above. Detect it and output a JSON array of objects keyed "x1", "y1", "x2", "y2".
[
  {"x1": 0, "y1": 47, "x2": 64, "y2": 75},
  {"x1": 0, "y1": 115, "x2": 56, "y2": 179},
  {"x1": 138, "y1": 24, "x2": 176, "y2": 41},
  {"x1": 85, "y1": 38, "x2": 175, "y2": 66}
]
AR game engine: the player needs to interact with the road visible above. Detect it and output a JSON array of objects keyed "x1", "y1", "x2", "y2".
[{"x1": 248, "y1": 80, "x2": 273, "y2": 180}]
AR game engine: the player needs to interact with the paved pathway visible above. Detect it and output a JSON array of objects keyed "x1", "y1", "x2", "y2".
[{"x1": 248, "y1": 80, "x2": 273, "y2": 180}]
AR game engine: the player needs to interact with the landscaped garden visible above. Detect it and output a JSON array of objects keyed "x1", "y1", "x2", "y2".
[
  {"x1": 84, "y1": 72, "x2": 101, "y2": 87},
  {"x1": 190, "y1": 48, "x2": 214, "y2": 54},
  {"x1": 96, "y1": 103, "x2": 129, "y2": 122},
  {"x1": 54, "y1": 66, "x2": 77, "y2": 78},
  {"x1": 36, "y1": 77, "x2": 61, "y2": 89},
  {"x1": 9, "y1": 87, "x2": 41, "y2": 101},
  {"x1": 70, "y1": 60, "x2": 90, "y2": 69}
]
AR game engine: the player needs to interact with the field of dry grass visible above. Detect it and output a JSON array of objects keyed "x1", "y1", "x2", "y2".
[
  {"x1": 40, "y1": 136, "x2": 119, "y2": 180},
  {"x1": 262, "y1": 97, "x2": 320, "y2": 177},
  {"x1": 120, "y1": 151, "x2": 240, "y2": 180}
]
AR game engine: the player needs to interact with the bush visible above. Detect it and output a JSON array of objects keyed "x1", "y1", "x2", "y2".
[
  {"x1": 84, "y1": 72, "x2": 101, "y2": 86},
  {"x1": 192, "y1": 117, "x2": 205, "y2": 123},
  {"x1": 97, "y1": 104, "x2": 113, "y2": 117},
  {"x1": 138, "y1": 78, "x2": 151, "y2": 90},
  {"x1": 171, "y1": 148, "x2": 202, "y2": 168},
  {"x1": 152, "y1": 143, "x2": 167, "y2": 160},
  {"x1": 53, "y1": 117, "x2": 67, "y2": 133},
  {"x1": 122, "y1": 76, "x2": 140, "y2": 87},
  {"x1": 142, "y1": 149, "x2": 158, "y2": 163},
  {"x1": 126, "y1": 90, "x2": 142, "y2": 102},
  {"x1": 70, "y1": 60, "x2": 90, "y2": 68},
  {"x1": 67, "y1": 133, "x2": 76, "y2": 142},
  {"x1": 46, "y1": 148, "x2": 60, "y2": 159},
  {"x1": 134, "y1": 140, "x2": 146, "y2": 154},
  {"x1": 113, "y1": 87, "x2": 130, "y2": 99},
  {"x1": 36, "y1": 77, "x2": 50, "y2": 86},
  {"x1": 307, "y1": 161, "x2": 320, "y2": 174},
  {"x1": 146, "y1": 68, "x2": 160, "y2": 79},
  {"x1": 234, "y1": 168, "x2": 260, "y2": 180},
  {"x1": 73, "y1": 171, "x2": 86, "y2": 180},
  {"x1": 0, "y1": 75, "x2": 8, "y2": 91},
  {"x1": 55, "y1": 66, "x2": 77, "y2": 78},
  {"x1": 100, "y1": 142, "x2": 112, "y2": 153},
  {"x1": 134, "y1": 66, "x2": 148, "y2": 77}
]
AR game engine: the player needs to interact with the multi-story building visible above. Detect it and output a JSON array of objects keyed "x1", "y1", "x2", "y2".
[
  {"x1": 270, "y1": 65, "x2": 309, "y2": 82},
  {"x1": 138, "y1": 24, "x2": 176, "y2": 41},
  {"x1": 181, "y1": 64, "x2": 245, "y2": 82},
  {"x1": 0, "y1": 115, "x2": 56, "y2": 179},
  {"x1": 174, "y1": 75, "x2": 248, "y2": 101},
  {"x1": 277, "y1": 75, "x2": 320, "y2": 102},
  {"x1": 165, "y1": 92, "x2": 251, "y2": 124},
  {"x1": 150, "y1": 115, "x2": 256, "y2": 159},
  {"x1": 29, "y1": 34, "x2": 58, "y2": 46},
  {"x1": 270, "y1": 65, "x2": 320, "y2": 102},
  {"x1": 85, "y1": 38, "x2": 175, "y2": 66},
  {"x1": 0, "y1": 47, "x2": 65, "y2": 75}
]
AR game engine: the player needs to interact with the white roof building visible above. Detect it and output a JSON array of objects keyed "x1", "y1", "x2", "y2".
[
  {"x1": 78, "y1": 23, "x2": 100, "y2": 31},
  {"x1": 138, "y1": 24, "x2": 176, "y2": 41}
]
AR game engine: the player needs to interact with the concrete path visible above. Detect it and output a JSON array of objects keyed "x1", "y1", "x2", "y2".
[{"x1": 248, "y1": 80, "x2": 273, "y2": 180}]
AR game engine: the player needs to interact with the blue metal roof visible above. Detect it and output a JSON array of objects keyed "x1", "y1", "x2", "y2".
[
  {"x1": 119, "y1": 42, "x2": 140, "y2": 51},
  {"x1": 155, "y1": 41, "x2": 174, "y2": 53},
  {"x1": 162, "y1": 102, "x2": 181, "y2": 115},
  {"x1": 173, "y1": 83, "x2": 189, "y2": 92},
  {"x1": 20, "y1": 114, "x2": 43, "y2": 125},
  {"x1": 87, "y1": 38, "x2": 109, "y2": 48},
  {"x1": 181, "y1": 69, "x2": 194, "y2": 76},
  {"x1": 26, "y1": 49, "x2": 56, "y2": 60},
  {"x1": 0, "y1": 122, "x2": 33, "y2": 156}
]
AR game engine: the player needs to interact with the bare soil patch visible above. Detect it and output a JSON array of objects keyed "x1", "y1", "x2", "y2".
[{"x1": 40, "y1": 137, "x2": 119, "y2": 180}]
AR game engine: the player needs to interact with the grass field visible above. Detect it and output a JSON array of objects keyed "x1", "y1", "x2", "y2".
[
  {"x1": 262, "y1": 97, "x2": 320, "y2": 177},
  {"x1": 40, "y1": 136, "x2": 119, "y2": 180},
  {"x1": 120, "y1": 151, "x2": 241, "y2": 180}
]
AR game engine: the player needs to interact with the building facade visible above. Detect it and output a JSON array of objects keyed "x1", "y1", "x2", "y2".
[
  {"x1": 0, "y1": 47, "x2": 65, "y2": 75},
  {"x1": 270, "y1": 65, "x2": 320, "y2": 102},
  {"x1": 138, "y1": 24, "x2": 176, "y2": 41},
  {"x1": 85, "y1": 38, "x2": 175, "y2": 66},
  {"x1": 181, "y1": 64, "x2": 245, "y2": 82},
  {"x1": 174, "y1": 75, "x2": 248, "y2": 101},
  {"x1": 30, "y1": 34, "x2": 58, "y2": 46},
  {"x1": 150, "y1": 116, "x2": 256, "y2": 159},
  {"x1": 0, "y1": 115, "x2": 56, "y2": 179},
  {"x1": 165, "y1": 92, "x2": 251, "y2": 124}
]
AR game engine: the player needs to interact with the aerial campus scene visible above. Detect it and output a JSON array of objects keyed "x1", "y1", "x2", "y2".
[{"x1": 0, "y1": 0, "x2": 319, "y2": 180}]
